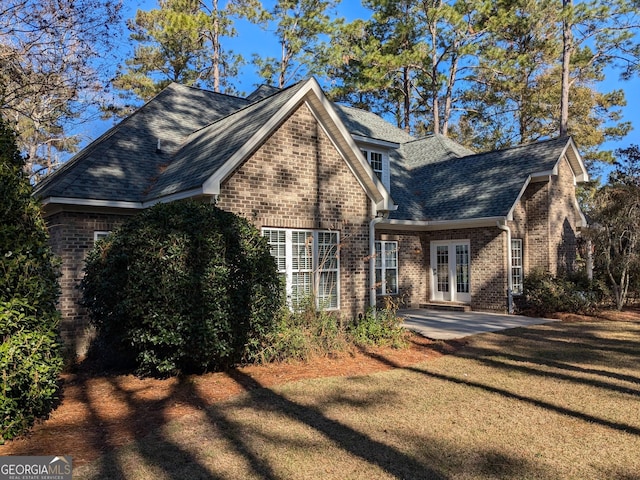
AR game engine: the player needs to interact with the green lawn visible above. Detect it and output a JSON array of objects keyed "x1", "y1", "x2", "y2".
[{"x1": 76, "y1": 319, "x2": 640, "y2": 480}]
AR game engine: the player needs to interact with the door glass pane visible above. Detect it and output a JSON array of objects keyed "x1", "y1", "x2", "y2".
[
  {"x1": 456, "y1": 244, "x2": 470, "y2": 294},
  {"x1": 511, "y1": 239, "x2": 523, "y2": 294},
  {"x1": 436, "y1": 245, "x2": 449, "y2": 293}
]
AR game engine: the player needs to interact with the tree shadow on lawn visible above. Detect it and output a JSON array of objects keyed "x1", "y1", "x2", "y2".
[
  {"x1": 361, "y1": 324, "x2": 640, "y2": 439},
  {"x1": 77, "y1": 376, "x2": 222, "y2": 480},
  {"x1": 216, "y1": 368, "x2": 446, "y2": 479},
  {"x1": 77, "y1": 367, "x2": 447, "y2": 479},
  {"x1": 496, "y1": 322, "x2": 640, "y2": 360}
]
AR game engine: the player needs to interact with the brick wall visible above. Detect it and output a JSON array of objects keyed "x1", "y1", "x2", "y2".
[
  {"x1": 549, "y1": 157, "x2": 580, "y2": 274},
  {"x1": 375, "y1": 232, "x2": 426, "y2": 309},
  {"x1": 509, "y1": 155, "x2": 581, "y2": 277},
  {"x1": 216, "y1": 103, "x2": 373, "y2": 317},
  {"x1": 46, "y1": 210, "x2": 133, "y2": 356},
  {"x1": 376, "y1": 227, "x2": 507, "y2": 312}
]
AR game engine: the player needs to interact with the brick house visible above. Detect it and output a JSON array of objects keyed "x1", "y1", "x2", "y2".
[{"x1": 34, "y1": 78, "x2": 588, "y2": 355}]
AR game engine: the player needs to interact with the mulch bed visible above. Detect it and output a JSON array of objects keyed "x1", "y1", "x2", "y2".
[{"x1": 0, "y1": 334, "x2": 464, "y2": 466}]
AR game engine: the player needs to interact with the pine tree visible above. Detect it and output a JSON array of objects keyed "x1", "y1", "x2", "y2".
[
  {"x1": 113, "y1": 0, "x2": 263, "y2": 104},
  {"x1": 328, "y1": 0, "x2": 486, "y2": 134},
  {"x1": 0, "y1": 120, "x2": 63, "y2": 441},
  {"x1": 253, "y1": 0, "x2": 340, "y2": 87}
]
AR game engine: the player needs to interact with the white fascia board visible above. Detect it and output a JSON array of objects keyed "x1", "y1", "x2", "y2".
[
  {"x1": 41, "y1": 196, "x2": 143, "y2": 209},
  {"x1": 42, "y1": 187, "x2": 210, "y2": 210},
  {"x1": 377, "y1": 216, "x2": 505, "y2": 231},
  {"x1": 506, "y1": 175, "x2": 533, "y2": 221},
  {"x1": 561, "y1": 138, "x2": 589, "y2": 183},
  {"x1": 351, "y1": 135, "x2": 400, "y2": 149},
  {"x1": 530, "y1": 170, "x2": 554, "y2": 182},
  {"x1": 141, "y1": 187, "x2": 206, "y2": 207}
]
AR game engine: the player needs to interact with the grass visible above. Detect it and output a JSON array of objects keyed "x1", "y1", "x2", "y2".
[{"x1": 75, "y1": 319, "x2": 640, "y2": 480}]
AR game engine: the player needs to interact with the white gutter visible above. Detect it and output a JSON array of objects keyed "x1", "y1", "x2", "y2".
[{"x1": 497, "y1": 220, "x2": 513, "y2": 314}]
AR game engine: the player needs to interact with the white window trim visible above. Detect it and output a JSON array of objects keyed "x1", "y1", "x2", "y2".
[
  {"x1": 511, "y1": 238, "x2": 524, "y2": 295},
  {"x1": 263, "y1": 228, "x2": 340, "y2": 310},
  {"x1": 93, "y1": 231, "x2": 111, "y2": 242},
  {"x1": 361, "y1": 147, "x2": 390, "y2": 192},
  {"x1": 375, "y1": 240, "x2": 398, "y2": 296}
]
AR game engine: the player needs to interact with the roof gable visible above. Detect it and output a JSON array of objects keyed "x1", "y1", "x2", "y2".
[
  {"x1": 35, "y1": 83, "x2": 249, "y2": 204},
  {"x1": 391, "y1": 136, "x2": 584, "y2": 222}
]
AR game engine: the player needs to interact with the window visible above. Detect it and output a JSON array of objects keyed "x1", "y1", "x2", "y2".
[
  {"x1": 362, "y1": 149, "x2": 383, "y2": 180},
  {"x1": 361, "y1": 149, "x2": 384, "y2": 181},
  {"x1": 263, "y1": 228, "x2": 340, "y2": 310},
  {"x1": 375, "y1": 240, "x2": 398, "y2": 295},
  {"x1": 94, "y1": 231, "x2": 111, "y2": 242},
  {"x1": 511, "y1": 239, "x2": 523, "y2": 295},
  {"x1": 455, "y1": 244, "x2": 470, "y2": 294}
]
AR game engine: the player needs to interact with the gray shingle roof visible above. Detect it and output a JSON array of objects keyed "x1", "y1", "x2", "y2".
[
  {"x1": 145, "y1": 81, "x2": 308, "y2": 200},
  {"x1": 391, "y1": 136, "x2": 571, "y2": 221},
  {"x1": 36, "y1": 78, "x2": 574, "y2": 225},
  {"x1": 35, "y1": 84, "x2": 249, "y2": 202},
  {"x1": 334, "y1": 105, "x2": 414, "y2": 144}
]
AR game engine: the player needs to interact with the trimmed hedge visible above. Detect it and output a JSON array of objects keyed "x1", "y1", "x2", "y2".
[
  {"x1": 81, "y1": 201, "x2": 283, "y2": 376},
  {"x1": 0, "y1": 120, "x2": 63, "y2": 442}
]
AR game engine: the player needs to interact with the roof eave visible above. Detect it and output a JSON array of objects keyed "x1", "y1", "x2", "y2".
[
  {"x1": 377, "y1": 216, "x2": 506, "y2": 231},
  {"x1": 562, "y1": 137, "x2": 589, "y2": 183},
  {"x1": 41, "y1": 196, "x2": 144, "y2": 210}
]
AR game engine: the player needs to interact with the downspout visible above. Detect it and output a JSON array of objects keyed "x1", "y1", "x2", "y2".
[
  {"x1": 497, "y1": 220, "x2": 514, "y2": 314},
  {"x1": 369, "y1": 215, "x2": 385, "y2": 309}
]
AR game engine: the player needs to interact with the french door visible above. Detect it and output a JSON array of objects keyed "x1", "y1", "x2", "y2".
[{"x1": 430, "y1": 240, "x2": 471, "y2": 303}]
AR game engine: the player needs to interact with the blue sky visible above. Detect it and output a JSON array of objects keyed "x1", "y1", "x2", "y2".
[{"x1": 96, "y1": 0, "x2": 639, "y2": 180}]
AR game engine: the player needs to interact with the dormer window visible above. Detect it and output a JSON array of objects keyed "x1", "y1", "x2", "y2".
[
  {"x1": 361, "y1": 148, "x2": 390, "y2": 192},
  {"x1": 362, "y1": 149, "x2": 383, "y2": 180}
]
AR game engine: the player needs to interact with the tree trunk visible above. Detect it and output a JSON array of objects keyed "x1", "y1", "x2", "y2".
[
  {"x1": 442, "y1": 50, "x2": 459, "y2": 137},
  {"x1": 560, "y1": 0, "x2": 572, "y2": 137},
  {"x1": 430, "y1": 22, "x2": 440, "y2": 135},
  {"x1": 212, "y1": 0, "x2": 221, "y2": 93},
  {"x1": 403, "y1": 67, "x2": 411, "y2": 134}
]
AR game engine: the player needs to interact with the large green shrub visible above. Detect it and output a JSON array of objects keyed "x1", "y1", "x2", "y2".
[
  {"x1": 0, "y1": 120, "x2": 63, "y2": 442},
  {"x1": 518, "y1": 269, "x2": 603, "y2": 316},
  {"x1": 81, "y1": 201, "x2": 283, "y2": 376}
]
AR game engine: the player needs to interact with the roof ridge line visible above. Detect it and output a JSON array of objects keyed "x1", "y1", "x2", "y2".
[
  {"x1": 178, "y1": 79, "x2": 307, "y2": 142},
  {"x1": 169, "y1": 81, "x2": 247, "y2": 101}
]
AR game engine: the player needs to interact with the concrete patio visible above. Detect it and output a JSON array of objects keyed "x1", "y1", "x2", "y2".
[{"x1": 398, "y1": 308, "x2": 556, "y2": 340}]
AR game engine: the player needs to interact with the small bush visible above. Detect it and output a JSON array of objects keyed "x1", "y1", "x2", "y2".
[
  {"x1": 518, "y1": 269, "x2": 600, "y2": 316},
  {"x1": 348, "y1": 298, "x2": 407, "y2": 348},
  {"x1": 81, "y1": 201, "x2": 283, "y2": 377},
  {"x1": 257, "y1": 297, "x2": 407, "y2": 363},
  {"x1": 256, "y1": 301, "x2": 349, "y2": 363}
]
